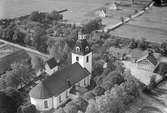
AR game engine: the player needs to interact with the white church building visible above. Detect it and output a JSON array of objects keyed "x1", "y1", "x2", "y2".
[{"x1": 29, "y1": 32, "x2": 92, "y2": 111}]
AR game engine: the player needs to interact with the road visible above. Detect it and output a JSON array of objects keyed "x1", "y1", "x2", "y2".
[{"x1": 0, "y1": 39, "x2": 50, "y2": 60}]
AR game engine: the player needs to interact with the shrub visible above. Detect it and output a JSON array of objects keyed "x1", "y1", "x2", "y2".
[{"x1": 92, "y1": 86, "x2": 105, "y2": 96}]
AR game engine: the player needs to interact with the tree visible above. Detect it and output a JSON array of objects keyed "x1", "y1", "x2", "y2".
[
  {"x1": 30, "y1": 55, "x2": 44, "y2": 73},
  {"x1": 83, "y1": 91, "x2": 96, "y2": 101},
  {"x1": 128, "y1": 39, "x2": 138, "y2": 49},
  {"x1": 47, "y1": 38, "x2": 71, "y2": 62},
  {"x1": 5, "y1": 62, "x2": 34, "y2": 89},
  {"x1": 29, "y1": 11, "x2": 40, "y2": 22},
  {"x1": 161, "y1": 41, "x2": 167, "y2": 56},
  {"x1": 73, "y1": 97, "x2": 88, "y2": 112},
  {"x1": 48, "y1": 10, "x2": 63, "y2": 21},
  {"x1": 17, "y1": 104, "x2": 38, "y2": 113},
  {"x1": 13, "y1": 29, "x2": 26, "y2": 45},
  {"x1": 137, "y1": 38, "x2": 149, "y2": 50},
  {"x1": 85, "y1": 100, "x2": 99, "y2": 113},
  {"x1": 92, "y1": 86, "x2": 105, "y2": 96},
  {"x1": 83, "y1": 18, "x2": 102, "y2": 34},
  {"x1": 4, "y1": 87, "x2": 24, "y2": 107},
  {"x1": 54, "y1": 107, "x2": 66, "y2": 113},
  {"x1": 0, "y1": 91, "x2": 18, "y2": 113},
  {"x1": 64, "y1": 101, "x2": 78, "y2": 113},
  {"x1": 32, "y1": 27, "x2": 48, "y2": 53}
]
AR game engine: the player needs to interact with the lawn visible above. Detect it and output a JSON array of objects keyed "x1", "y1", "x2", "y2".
[{"x1": 110, "y1": 6, "x2": 167, "y2": 43}]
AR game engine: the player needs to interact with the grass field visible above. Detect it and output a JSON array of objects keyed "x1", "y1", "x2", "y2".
[
  {"x1": 110, "y1": 6, "x2": 167, "y2": 43},
  {"x1": 2, "y1": 0, "x2": 110, "y2": 23},
  {"x1": 2, "y1": 0, "x2": 152, "y2": 24}
]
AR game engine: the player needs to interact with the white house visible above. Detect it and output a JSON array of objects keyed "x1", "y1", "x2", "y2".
[
  {"x1": 122, "y1": 51, "x2": 163, "y2": 85},
  {"x1": 45, "y1": 58, "x2": 60, "y2": 75},
  {"x1": 96, "y1": 8, "x2": 107, "y2": 17},
  {"x1": 29, "y1": 32, "x2": 92, "y2": 111}
]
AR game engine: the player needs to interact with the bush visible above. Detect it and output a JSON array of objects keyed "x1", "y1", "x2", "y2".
[
  {"x1": 83, "y1": 91, "x2": 96, "y2": 101},
  {"x1": 73, "y1": 97, "x2": 88, "y2": 112},
  {"x1": 17, "y1": 104, "x2": 38, "y2": 113},
  {"x1": 64, "y1": 101, "x2": 78, "y2": 113},
  {"x1": 92, "y1": 86, "x2": 105, "y2": 96}
]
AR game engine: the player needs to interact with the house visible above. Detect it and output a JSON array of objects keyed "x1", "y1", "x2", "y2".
[
  {"x1": 122, "y1": 51, "x2": 163, "y2": 85},
  {"x1": 45, "y1": 58, "x2": 60, "y2": 75},
  {"x1": 29, "y1": 32, "x2": 92, "y2": 111},
  {"x1": 96, "y1": 8, "x2": 107, "y2": 17},
  {"x1": 135, "y1": 52, "x2": 158, "y2": 72}
]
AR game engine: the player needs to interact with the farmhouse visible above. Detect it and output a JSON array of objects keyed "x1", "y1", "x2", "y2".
[
  {"x1": 123, "y1": 50, "x2": 167, "y2": 85},
  {"x1": 29, "y1": 32, "x2": 92, "y2": 111}
]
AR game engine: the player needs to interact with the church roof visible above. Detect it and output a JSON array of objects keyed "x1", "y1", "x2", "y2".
[
  {"x1": 73, "y1": 39, "x2": 91, "y2": 55},
  {"x1": 29, "y1": 81, "x2": 52, "y2": 99},
  {"x1": 30, "y1": 62, "x2": 90, "y2": 99},
  {"x1": 46, "y1": 58, "x2": 60, "y2": 69}
]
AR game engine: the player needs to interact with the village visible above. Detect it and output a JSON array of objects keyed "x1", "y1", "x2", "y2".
[{"x1": 0, "y1": 0, "x2": 167, "y2": 113}]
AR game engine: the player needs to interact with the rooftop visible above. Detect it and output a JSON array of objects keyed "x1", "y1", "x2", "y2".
[{"x1": 30, "y1": 62, "x2": 90, "y2": 99}]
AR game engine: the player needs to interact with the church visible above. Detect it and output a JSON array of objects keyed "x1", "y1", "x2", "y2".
[{"x1": 29, "y1": 32, "x2": 92, "y2": 111}]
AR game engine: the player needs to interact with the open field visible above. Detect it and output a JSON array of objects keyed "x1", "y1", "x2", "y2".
[
  {"x1": 2, "y1": 0, "x2": 110, "y2": 23},
  {"x1": 110, "y1": 6, "x2": 167, "y2": 43},
  {"x1": 2, "y1": 0, "x2": 151, "y2": 24},
  {"x1": 0, "y1": 44, "x2": 19, "y2": 58}
]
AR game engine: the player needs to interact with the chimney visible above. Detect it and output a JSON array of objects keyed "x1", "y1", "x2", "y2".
[{"x1": 66, "y1": 79, "x2": 71, "y2": 87}]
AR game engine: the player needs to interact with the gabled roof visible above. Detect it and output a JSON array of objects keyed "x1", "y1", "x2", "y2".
[
  {"x1": 0, "y1": 50, "x2": 30, "y2": 74},
  {"x1": 146, "y1": 54, "x2": 158, "y2": 66},
  {"x1": 46, "y1": 58, "x2": 60, "y2": 69},
  {"x1": 153, "y1": 62, "x2": 167, "y2": 76},
  {"x1": 137, "y1": 53, "x2": 158, "y2": 66},
  {"x1": 30, "y1": 62, "x2": 90, "y2": 99}
]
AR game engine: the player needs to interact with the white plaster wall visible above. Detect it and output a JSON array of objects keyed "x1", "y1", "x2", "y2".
[
  {"x1": 72, "y1": 52, "x2": 92, "y2": 73},
  {"x1": 45, "y1": 64, "x2": 58, "y2": 75},
  {"x1": 30, "y1": 97, "x2": 53, "y2": 111},
  {"x1": 53, "y1": 88, "x2": 70, "y2": 109}
]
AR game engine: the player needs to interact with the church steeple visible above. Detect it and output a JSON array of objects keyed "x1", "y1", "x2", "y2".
[
  {"x1": 73, "y1": 31, "x2": 91, "y2": 55},
  {"x1": 72, "y1": 30, "x2": 92, "y2": 73}
]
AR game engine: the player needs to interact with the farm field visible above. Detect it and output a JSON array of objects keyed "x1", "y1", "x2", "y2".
[
  {"x1": 110, "y1": 6, "x2": 167, "y2": 43},
  {"x1": 1, "y1": 0, "x2": 151, "y2": 24}
]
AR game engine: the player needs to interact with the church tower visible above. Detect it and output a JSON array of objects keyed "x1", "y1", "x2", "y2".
[{"x1": 72, "y1": 31, "x2": 92, "y2": 73}]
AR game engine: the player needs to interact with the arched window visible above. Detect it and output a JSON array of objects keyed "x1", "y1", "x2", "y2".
[
  {"x1": 85, "y1": 46, "x2": 89, "y2": 52},
  {"x1": 59, "y1": 96, "x2": 62, "y2": 103},
  {"x1": 76, "y1": 56, "x2": 79, "y2": 62},
  {"x1": 76, "y1": 47, "x2": 80, "y2": 53},
  {"x1": 86, "y1": 56, "x2": 89, "y2": 63},
  {"x1": 44, "y1": 100, "x2": 48, "y2": 108}
]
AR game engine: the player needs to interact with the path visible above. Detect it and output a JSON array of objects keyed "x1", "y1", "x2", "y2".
[
  {"x1": 0, "y1": 39, "x2": 50, "y2": 60},
  {"x1": 104, "y1": 1, "x2": 154, "y2": 32}
]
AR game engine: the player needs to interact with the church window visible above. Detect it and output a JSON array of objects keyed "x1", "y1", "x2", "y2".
[
  {"x1": 66, "y1": 91, "x2": 68, "y2": 98},
  {"x1": 85, "y1": 46, "x2": 89, "y2": 52},
  {"x1": 59, "y1": 96, "x2": 62, "y2": 103},
  {"x1": 76, "y1": 56, "x2": 79, "y2": 62},
  {"x1": 86, "y1": 56, "x2": 89, "y2": 63},
  {"x1": 84, "y1": 79, "x2": 86, "y2": 86},
  {"x1": 76, "y1": 47, "x2": 80, "y2": 53},
  {"x1": 44, "y1": 100, "x2": 48, "y2": 108}
]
